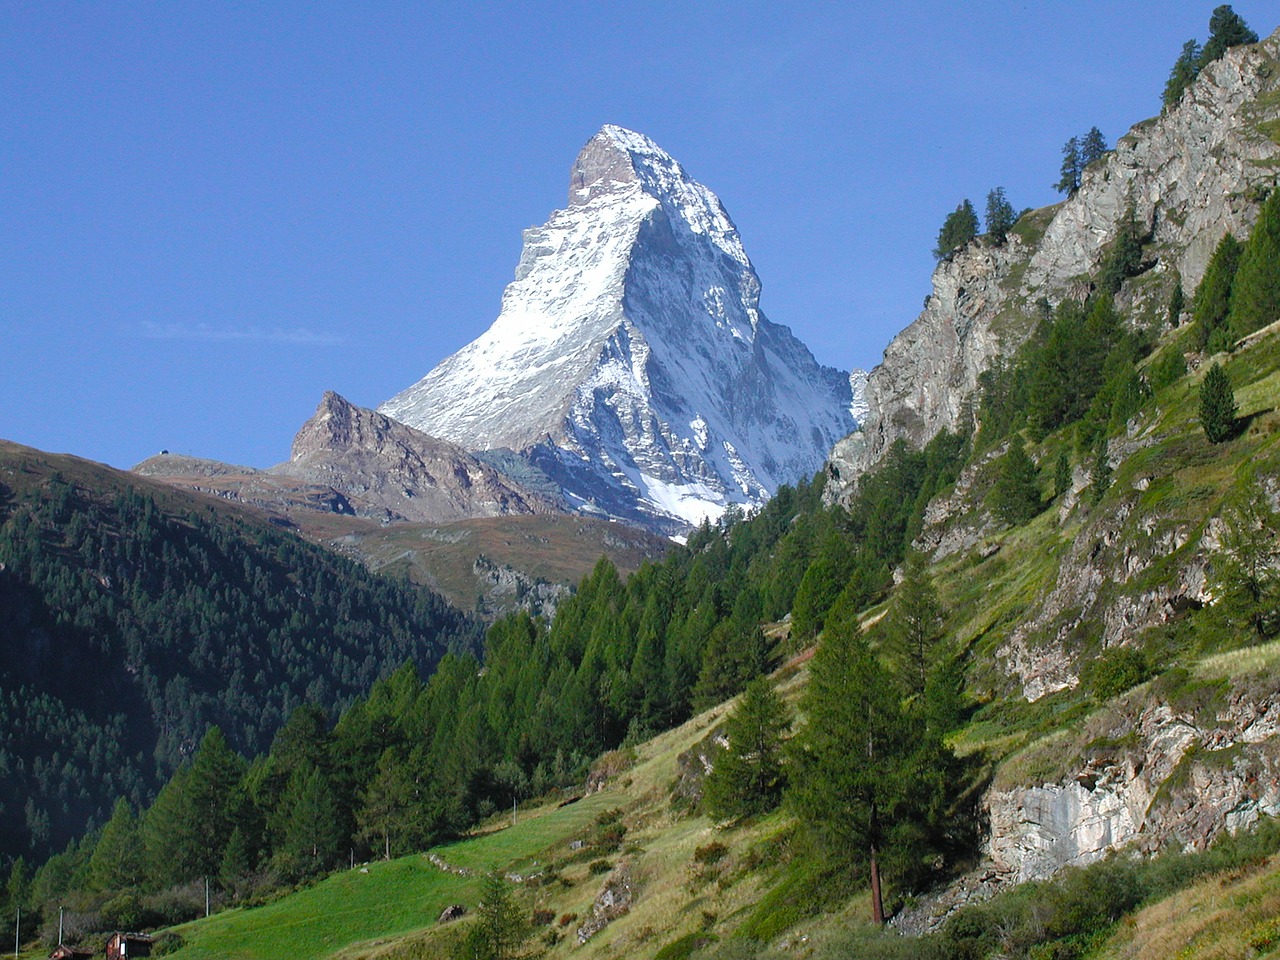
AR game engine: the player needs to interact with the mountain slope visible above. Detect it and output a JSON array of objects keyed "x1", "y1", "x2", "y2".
[
  {"x1": 0, "y1": 440, "x2": 478, "y2": 861},
  {"x1": 381, "y1": 124, "x2": 858, "y2": 533},
  {"x1": 837, "y1": 29, "x2": 1280, "y2": 485}
]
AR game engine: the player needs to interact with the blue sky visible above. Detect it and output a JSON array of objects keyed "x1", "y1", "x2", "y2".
[{"x1": 2, "y1": 2, "x2": 1271, "y2": 469}]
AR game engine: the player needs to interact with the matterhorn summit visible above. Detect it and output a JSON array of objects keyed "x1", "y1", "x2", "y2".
[{"x1": 381, "y1": 125, "x2": 858, "y2": 534}]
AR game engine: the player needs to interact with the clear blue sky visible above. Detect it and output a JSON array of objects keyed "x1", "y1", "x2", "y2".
[{"x1": 2, "y1": 2, "x2": 1271, "y2": 469}]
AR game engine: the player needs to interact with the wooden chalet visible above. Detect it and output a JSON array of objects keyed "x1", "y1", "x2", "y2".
[
  {"x1": 48, "y1": 946, "x2": 94, "y2": 960},
  {"x1": 105, "y1": 932, "x2": 153, "y2": 960}
]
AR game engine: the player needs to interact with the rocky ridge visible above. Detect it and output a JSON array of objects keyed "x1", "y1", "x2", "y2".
[
  {"x1": 835, "y1": 29, "x2": 1280, "y2": 492},
  {"x1": 273, "y1": 391, "x2": 562, "y2": 524}
]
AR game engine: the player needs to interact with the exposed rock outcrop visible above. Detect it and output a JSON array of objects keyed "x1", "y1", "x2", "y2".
[
  {"x1": 898, "y1": 676, "x2": 1280, "y2": 933},
  {"x1": 272, "y1": 391, "x2": 563, "y2": 524},
  {"x1": 834, "y1": 30, "x2": 1280, "y2": 495},
  {"x1": 577, "y1": 860, "x2": 635, "y2": 944}
]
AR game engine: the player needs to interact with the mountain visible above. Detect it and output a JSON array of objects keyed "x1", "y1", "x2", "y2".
[
  {"x1": 0, "y1": 439, "x2": 479, "y2": 860},
  {"x1": 835, "y1": 28, "x2": 1280, "y2": 488},
  {"x1": 381, "y1": 124, "x2": 860, "y2": 534},
  {"x1": 136, "y1": 392, "x2": 562, "y2": 525},
  {"x1": 271, "y1": 391, "x2": 564, "y2": 523}
]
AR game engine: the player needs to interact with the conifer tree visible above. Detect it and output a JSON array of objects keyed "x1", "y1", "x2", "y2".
[
  {"x1": 705, "y1": 678, "x2": 790, "y2": 821},
  {"x1": 1199, "y1": 362, "x2": 1237, "y2": 443},
  {"x1": 984, "y1": 187, "x2": 1016, "y2": 243},
  {"x1": 1215, "y1": 473, "x2": 1280, "y2": 637},
  {"x1": 1098, "y1": 206, "x2": 1146, "y2": 295},
  {"x1": 219, "y1": 826, "x2": 253, "y2": 891},
  {"x1": 278, "y1": 764, "x2": 343, "y2": 876},
  {"x1": 357, "y1": 748, "x2": 418, "y2": 861},
  {"x1": 1168, "y1": 272, "x2": 1185, "y2": 326},
  {"x1": 1192, "y1": 232, "x2": 1242, "y2": 350},
  {"x1": 1055, "y1": 137, "x2": 1082, "y2": 194},
  {"x1": 1202, "y1": 4, "x2": 1257, "y2": 63},
  {"x1": 789, "y1": 624, "x2": 961, "y2": 924},
  {"x1": 1090, "y1": 437, "x2": 1112, "y2": 503},
  {"x1": 882, "y1": 553, "x2": 944, "y2": 699},
  {"x1": 1163, "y1": 39, "x2": 1204, "y2": 109},
  {"x1": 88, "y1": 799, "x2": 144, "y2": 892},
  {"x1": 990, "y1": 443, "x2": 1042, "y2": 525},
  {"x1": 1226, "y1": 188, "x2": 1280, "y2": 340},
  {"x1": 1054, "y1": 450, "x2": 1073, "y2": 500},
  {"x1": 468, "y1": 872, "x2": 527, "y2": 960},
  {"x1": 789, "y1": 627, "x2": 906, "y2": 925},
  {"x1": 1080, "y1": 127, "x2": 1109, "y2": 166},
  {"x1": 933, "y1": 200, "x2": 979, "y2": 260}
]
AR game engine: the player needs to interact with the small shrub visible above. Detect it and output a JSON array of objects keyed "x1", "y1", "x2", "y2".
[
  {"x1": 531, "y1": 908, "x2": 555, "y2": 926},
  {"x1": 588, "y1": 859, "x2": 612, "y2": 875},
  {"x1": 150, "y1": 932, "x2": 186, "y2": 957},
  {"x1": 654, "y1": 932, "x2": 720, "y2": 960},
  {"x1": 597, "y1": 823, "x2": 626, "y2": 851},
  {"x1": 1081, "y1": 647, "x2": 1150, "y2": 700},
  {"x1": 100, "y1": 893, "x2": 145, "y2": 931},
  {"x1": 693, "y1": 841, "x2": 729, "y2": 866},
  {"x1": 558, "y1": 912, "x2": 578, "y2": 928}
]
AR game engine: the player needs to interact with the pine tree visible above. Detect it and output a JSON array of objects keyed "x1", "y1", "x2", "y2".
[
  {"x1": 990, "y1": 443, "x2": 1043, "y2": 526},
  {"x1": 1080, "y1": 127, "x2": 1109, "y2": 167},
  {"x1": 88, "y1": 799, "x2": 144, "y2": 892},
  {"x1": 1098, "y1": 206, "x2": 1146, "y2": 295},
  {"x1": 984, "y1": 187, "x2": 1016, "y2": 243},
  {"x1": 704, "y1": 678, "x2": 790, "y2": 821},
  {"x1": 1090, "y1": 437, "x2": 1112, "y2": 504},
  {"x1": 789, "y1": 624, "x2": 962, "y2": 924},
  {"x1": 789, "y1": 627, "x2": 905, "y2": 924},
  {"x1": 1055, "y1": 137, "x2": 1082, "y2": 195},
  {"x1": 1226, "y1": 188, "x2": 1280, "y2": 340},
  {"x1": 1215, "y1": 474, "x2": 1280, "y2": 637},
  {"x1": 183, "y1": 727, "x2": 249, "y2": 880},
  {"x1": 1202, "y1": 4, "x2": 1257, "y2": 63},
  {"x1": 1192, "y1": 232, "x2": 1242, "y2": 350},
  {"x1": 1167, "y1": 272, "x2": 1185, "y2": 326},
  {"x1": 1054, "y1": 450, "x2": 1072, "y2": 500},
  {"x1": 1199, "y1": 362, "x2": 1237, "y2": 443},
  {"x1": 278, "y1": 765, "x2": 343, "y2": 877},
  {"x1": 356, "y1": 749, "x2": 418, "y2": 861},
  {"x1": 933, "y1": 200, "x2": 979, "y2": 260},
  {"x1": 882, "y1": 553, "x2": 944, "y2": 699},
  {"x1": 1164, "y1": 39, "x2": 1204, "y2": 109},
  {"x1": 219, "y1": 826, "x2": 254, "y2": 891},
  {"x1": 468, "y1": 872, "x2": 527, "y2": 960}
]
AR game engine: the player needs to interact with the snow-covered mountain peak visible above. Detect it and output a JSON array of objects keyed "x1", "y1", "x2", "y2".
[
  {"x1": 381, "y1": 126, "x2": 856, "y2": 534},
  {"x1": 570, "y1": 124, "x2": 753, "y2": 280}
]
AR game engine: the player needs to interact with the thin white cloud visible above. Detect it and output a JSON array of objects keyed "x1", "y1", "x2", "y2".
[{"x1": 134, "y1": 321, "x2": 344, "y2": 345}]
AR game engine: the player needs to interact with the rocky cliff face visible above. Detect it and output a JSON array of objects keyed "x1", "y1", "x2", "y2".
[
  {"x1": 898, "y1": 672, "x2": 1280, "y2": 934},
  {"x1": 381, "y1": 125, "x2": 859, "y2": 534},
  {"x1": 273, "y1": 391, "x2": 562, "y2": 524},
  {"x1": 836, "y1": 29, "x2": 1280, "y2": 494}
]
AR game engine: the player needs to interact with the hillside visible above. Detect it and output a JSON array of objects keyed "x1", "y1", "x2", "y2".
[
  {"x1": 0, "y1": 440, "x2": 478, "y2": 861},
  {"x1": 136, "y1": 450, "x2": 671, "y2": 620}
]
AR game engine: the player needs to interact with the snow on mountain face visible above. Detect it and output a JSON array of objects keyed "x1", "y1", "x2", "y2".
[{"x1": 380, "y1": 124, "x2": 856, "y2": 532}]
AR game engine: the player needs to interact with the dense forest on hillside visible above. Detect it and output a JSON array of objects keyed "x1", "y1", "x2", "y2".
[{"x1": 0, "y1": 452, "x2": 479, "y2": 863}]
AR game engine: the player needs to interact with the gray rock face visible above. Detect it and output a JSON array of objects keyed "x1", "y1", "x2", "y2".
[
  {"x1": 273, "y1": 391, "x2": 562, "y2": 524},
  {"x1": 381, "y1": 125, "x2": 857, "y2": 533},
  {"x1": 989, "y1": 688, "x2": 1280, "y2": 880},
  {"x1": 898, "y1": 681, "x2": 1280, "y2": 933},
  {"x1": 835, "y1": 30, "x2": 1280, "y2": 493}
]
